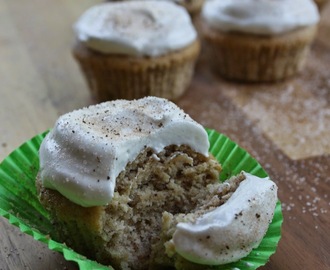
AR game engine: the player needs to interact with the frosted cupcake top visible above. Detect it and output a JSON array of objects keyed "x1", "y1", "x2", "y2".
[
  {"x1": 202, "y1": 0, "x2": 320, "y2": 35},
  {"x1": 74, "y1": 1, "x2": 197, "y2": 56},
  {"x1": 173, "y1": 172, "x2": 278, "y2": 265},
  {"x1": 38, "y1": 97, "x2": 209, "y2": 207}
]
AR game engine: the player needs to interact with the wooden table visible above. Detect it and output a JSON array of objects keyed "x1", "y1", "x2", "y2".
[{"x1": 0, "y1": 1, "x2": 329, "y2": 269}]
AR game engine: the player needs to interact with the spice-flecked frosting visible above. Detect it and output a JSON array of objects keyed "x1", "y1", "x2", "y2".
[
  {"x1": 172, "y1": 172, "x2": 278, "y2": 265},
  {"x1": 202, "y1": 0, "x2": 320, "y2": 35},
  {"x1": 38, "y1": 97, "x2": 209, "y2": 207},
  {"x1": 74, "y1": 1, "x2": 197, "y2": 56}
]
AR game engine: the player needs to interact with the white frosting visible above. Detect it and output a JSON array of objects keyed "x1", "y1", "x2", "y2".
[
  {"x1": 39, "y1": 97, "x2": 209, "y2": 207},
  {"x1": 173, "y1": 172, "x2": 278, "y2": 265},
  {"x1": 202, "y1": 0, "x2": 320, "y2": 35},
  {"x1": 74, "y1": 1, "x2": 197, "y2": 56}
]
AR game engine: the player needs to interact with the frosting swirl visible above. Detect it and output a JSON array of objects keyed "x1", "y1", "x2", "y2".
[
  {"x1": 74, "y1": 1, "x2": 197, "y2": 56},
  {"x1": 202, "y1": 0, "x2": 320, "y2": 35},
  {"x1": 39, "y1": 97, "x2": 209, "y2": 207}
]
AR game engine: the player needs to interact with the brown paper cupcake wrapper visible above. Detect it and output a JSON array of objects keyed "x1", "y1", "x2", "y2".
[
  {"x1": 202, "y1": 25, "x2": 317, "y2": 82},
  {"x1": 73, "y1": 41, "x2": 200, "y2": 101}
]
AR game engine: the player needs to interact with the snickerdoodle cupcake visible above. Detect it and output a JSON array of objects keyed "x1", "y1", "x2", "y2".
[
  {"x1": 201, "y1": 0, "x2": 320, "y2": 82},
  {"x1": 36, "y1": 97, "x2": 278, "y2": 270},
  {"x1": 72, "y1": 1, "x2": 200, "y2": 101}
]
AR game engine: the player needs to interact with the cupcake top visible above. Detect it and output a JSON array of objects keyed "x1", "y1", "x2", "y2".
[
  {"x1": 74, "y1": 1, "x2": 197, "y2": 56},
  {"x1": 173, "y1": 172, "x2": 278, "y2": 265},
  {"x1": 39, "y1": 97, "x2": 209, "y2": 207},
  {"x1": 202, "y1": 0, "x2": 320, "y2": 35}
]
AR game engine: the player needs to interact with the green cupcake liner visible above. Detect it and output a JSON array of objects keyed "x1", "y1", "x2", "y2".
[{"x1": 0, "y1": 129, "x2": 282, "y2": 270}]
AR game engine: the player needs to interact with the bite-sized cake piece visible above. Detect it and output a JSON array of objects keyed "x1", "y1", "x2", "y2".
[
  {"x1": 169, "y1": 172, "x2": 278, "y2": 268},
  {"x1": 148, "y1": 172, "x2": 278, "y2": 269},
  {"x1": 201, "y1": 0, "x2": 320, "y2": 82},
  {"x1": 72, "y1": 1, "x2": 200, "y2": 101},
  {"x1": 37, "y1": 97, "x2": 278, "y2": 270}
]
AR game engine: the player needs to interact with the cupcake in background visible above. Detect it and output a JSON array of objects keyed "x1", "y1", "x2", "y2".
[
  {"x1": 72, "y1": 1, "x2": 200, "y2": 101},
  {"x1": 201, "y1": 0, "x2": 320, "y2": 82}
]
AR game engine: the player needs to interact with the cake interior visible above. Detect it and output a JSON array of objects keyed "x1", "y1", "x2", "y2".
[{"x1": 37, "y1": 145, "x2": 225, "y2": 270}]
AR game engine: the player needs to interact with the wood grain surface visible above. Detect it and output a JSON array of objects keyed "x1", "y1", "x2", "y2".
[{"x1": 0, "y1": 1, "x2": 329, "y2": 269}]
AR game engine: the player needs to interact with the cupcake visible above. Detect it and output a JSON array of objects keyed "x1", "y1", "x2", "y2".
[
  {"x1": 201, "y1": 0, "x2": 320, "y2": 82},
  {"x1": 36, "y1": 97, "x2": 278, "y2": 270},
  {"x1": 72, "y1": 1, "x2": 200, "y2": 101}
]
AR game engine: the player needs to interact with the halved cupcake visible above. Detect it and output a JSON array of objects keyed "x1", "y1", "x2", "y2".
[{"x1": 36, "y1": 97, "x2": 278, "y2": 270}]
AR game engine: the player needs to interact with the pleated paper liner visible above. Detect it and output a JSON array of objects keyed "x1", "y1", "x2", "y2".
[{"x1": 0, "y1": 129, "x2": 283, "y2": 270}]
